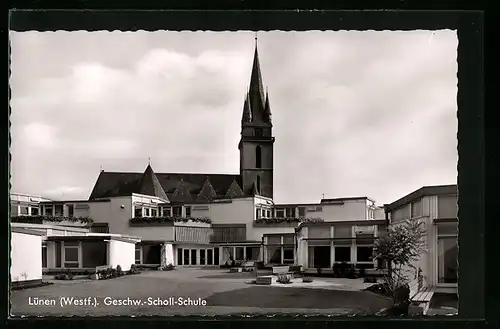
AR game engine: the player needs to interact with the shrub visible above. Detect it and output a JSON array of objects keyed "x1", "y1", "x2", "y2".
[
  {"x1": 54, "y1": 274, "x2": 68, "y2": 280},
  {"x1": 65, "y1": 269, "x2": 74, "y2": 280},
  {"x1": 130, "y1": 264, "x2": 139, "y2": 274},
  {"x1": 116, "y1": 265, "x2": 123, "y2": 277},
  {"x1": 277, "y1": 274, "x2": 292, "y2": 284},
  {"x1": 302, "y1": 277, "x2": 313, "y2": 283}
]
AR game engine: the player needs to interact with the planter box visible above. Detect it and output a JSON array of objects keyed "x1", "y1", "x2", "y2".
[
  {"x1": 229, "y1": 267, "x2": 242, "y2": 273},
  {"x1": 272, "y1": 266, "x2": 290, "y2": 275},
  {"x1": 256, "y1": 275, "x2": 273, "y2": 285}
]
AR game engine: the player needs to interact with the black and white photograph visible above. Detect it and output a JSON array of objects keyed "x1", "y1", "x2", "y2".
[{"x1": 9, "y1": 30, "x2": 458, "y2": 317}]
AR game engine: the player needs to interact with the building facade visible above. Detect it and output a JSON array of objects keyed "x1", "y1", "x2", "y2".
[{"x1": 385, "y1": 184, "x2": 458, "y2": 293}]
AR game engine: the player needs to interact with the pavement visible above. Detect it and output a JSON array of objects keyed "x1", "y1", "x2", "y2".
[{"x1": 10, "y1": 267, "x2": 394, "y2": 317}]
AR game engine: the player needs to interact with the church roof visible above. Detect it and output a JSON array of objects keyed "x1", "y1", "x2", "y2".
[{"x1": 89, "y1": 170, "x2": 244, "y2": 202}]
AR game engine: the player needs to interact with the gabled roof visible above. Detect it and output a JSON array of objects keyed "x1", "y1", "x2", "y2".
[
  {"x1": 224, "y1": 180, "x2": 245, "y2": 199},
  {"x1": 386, "y1": 184, "x2": 457, "y2": 211},
  {"x1": 196, "y1": 178, "x2": 218, "y2": 203},
  {"x1": 89, "y1": 170, "x2": 243, "y2": 202}
]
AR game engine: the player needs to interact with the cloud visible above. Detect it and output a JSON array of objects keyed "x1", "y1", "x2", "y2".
[{"x1": 9, "y1": 31, "x2": 458, "y2": 204}]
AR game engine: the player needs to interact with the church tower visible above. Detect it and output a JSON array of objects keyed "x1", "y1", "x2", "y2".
[{"x1": 239, "y1": 37, "x2": 275, "y2": 199}]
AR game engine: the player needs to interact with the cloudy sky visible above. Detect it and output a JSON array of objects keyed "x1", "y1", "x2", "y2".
[{"x1": 10, "y1": 30, "x2": 458, "y2": 205}]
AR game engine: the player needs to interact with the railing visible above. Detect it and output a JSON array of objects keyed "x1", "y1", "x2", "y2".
[
  {"x1": 10, "y1": 215, "x2": 93, "y2": 225},
  {"x1": 129, "y1": 216, "x2": 211, "y2": 226},
  {"x1": 254, "y1": 217, "x2": 324, "y2": 224},
  {"x1": 175, "y1": 226, "x2": 213, "y2": 244},
  {"x1": 210, "y1": 226, "x2": 246, "y2": 243}
]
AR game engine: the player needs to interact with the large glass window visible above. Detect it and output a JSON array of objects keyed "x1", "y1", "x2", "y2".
[
  {"x1": 438, "y1": 236, "x2": 458, "y2": 283},
  {"x1": 298, "y1": 207, "x2": 306, "y2": 217},
  {"x1": 286, "y1": 208, "x2": 295, "y2": 217},
  {"x1": 173, "y1": 206, "x2": 182, "y2": 217},
  {"x1": 207, "y1": 249, "x2": 213, "y2": 265},
  {"x1": 235, "y1": 247, "x2": 244, "y2": 261},
  {"x1": 63, "y1": 241, "x2": 79, "y2": 268},
  {"x1": 20, "y1": 206, "x2": 29, "y2": 215},
  {"x1": 67, "y1": 204, "x2": 74, "y2": 218},
  {"x1": 55, "y1": 205, "x2": 64, "y2": 216},
  {"x1": 190, "y1": 249, "x2": 197, "y2": 265},
  {"x1": 45, "y1": 205, "x2": 53, "y2": 216},
  {"x1": 438, "y1": 195, "x2": 458, "y2": 218},
  {"x1": 411, "y1": 199, "x2": 422, "y2": 218},
  {"x1": 183, "y1": 249, "x2": 190, "y2": 265},
  {"x1": 283, "y1": 248, "x2": 294, "y2": 264},
  {"x1": 163, "y1": 206, "x2": 171, "y2": 217},
  {"x1": 185, "y1": 206, "x2": 191, "y2": 218},
  {"x1": 335, "y1": 247, "x2": 351, "y2": 262},
  {"x1": 245, "y1": 247, "x2": 260, "y2": 261},
  {"x1": 177, "y1": 248, "x2": 183, "y2": 265},
  {"x1": 268, "y1": 247, "x2": 281, "y2": 264},
  {"x1": 200, "y1": 249, "x2": 206, "y2": 265},
  {"x1": 356, "y1": 246, "x2": 374, "y2": 262}
]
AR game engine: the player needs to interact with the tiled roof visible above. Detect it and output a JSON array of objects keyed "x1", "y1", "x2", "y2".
[
  {"x1": 225, "y1": 180, "x2": 245, "y2": 199},
  {"x1": 196, "y1": 179, "x2": 218, "y2": 203},
  {"x1": 89, "y1": 170, "x2": 243, "y2": 202}
]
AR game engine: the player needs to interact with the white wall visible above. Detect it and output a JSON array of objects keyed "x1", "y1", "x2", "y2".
[
  {"x1": 250, "y1": 226, "x2": 296, "y2": 242},
  {"x1": 11, "y1": 232, "x2": 42, "y2": 282},
  {"x1": 320, "y1": 199, "x2": 368, "y2": 222},
  {"x1": 108, "y1": 239, "x2": 136, "y2": 271}
]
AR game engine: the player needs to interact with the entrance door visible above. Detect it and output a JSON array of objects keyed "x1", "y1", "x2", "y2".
[
  {"x1": 190, "y1": 249, "x2": 197, "y2": 265},
  {"x1": 313, "y1": 246, "x2": 331, "y2": 268}
]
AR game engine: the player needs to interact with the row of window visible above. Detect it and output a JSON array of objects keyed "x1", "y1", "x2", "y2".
[
  {"x1": 307, "y1": 245, "x2": 374, "y2": 268},
  {"x1": 392, "y1": 195, "x2": 458, "y2": 222},
  {"x1": 11, "y1": 204, "x2": 75, "y2": 217},
  {"x1": 133, "y1": 205, "x2": 190, "y2": 218},
  {"x1": 256, "y1": 207, "x2": 307, "y2": 218}
]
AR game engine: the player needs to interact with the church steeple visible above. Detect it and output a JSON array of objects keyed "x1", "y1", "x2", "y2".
[{"x1": 238, "y1": 34, "x2": 275, "y2": 200}]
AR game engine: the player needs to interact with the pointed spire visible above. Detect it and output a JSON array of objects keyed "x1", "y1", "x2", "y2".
[
  {"x1": 264, "y1": 89, "x2": 272, "y2": 123},
  {"x1": 225, "y1": 180, "x2": 244, "y2": 199},
  {"x1": 138, "y1": 164, "x2": 169, "y2": 201},
  {"x1": 241, "y1": 93, "x2": 252, "y2": 123},
  {"x1": 171, "y1": 179, "x2": 194, "y2": 203},
  {"x1": 196, "y1": 178, "x2": 217, "y2": 203},
  {"x1": 249, "y1": 37, "x2": 266, "y2": 108}
]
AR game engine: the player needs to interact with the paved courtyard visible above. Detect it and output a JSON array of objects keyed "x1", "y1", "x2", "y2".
[{"x1": 10, "y1": 268, "x2": 393, "y2": 317}]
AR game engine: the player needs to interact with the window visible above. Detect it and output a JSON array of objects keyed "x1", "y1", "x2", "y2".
[
  {"x1": 276, "y1": 209, "x2": 285, "y2": 218},
  {"x1": 335, "y1": 247, "x2": 351, "y2": 262},
  {"x1": 144, "y1": 208, "x2": 150, "y2": 217},
  {"x1": 256, "y1": 208, "x2": 261, "y2": 218},
  {"x1": 185, "y1": 206, "x2": 191, "y2": 218},
  {"x1": 55, "y1": 241, "x2": 61, "y2": 267},
  {"x1": 283, "y1": 235, "x2": 294, "y2": 245},
  {"x1": 151, "y1": 208, "x2": 157, "y2": 217},
  {"x1": 268, "y1": 247, "x2": 281, "y2": 263},
  {"x1": 200, "y1": 250, "x2": 206, "y2": 265},
  {"x1": 45, "y1": 205, "x2": 53, "y2": 216},
  {"x1": 67, "y1": 204, "x2": 74, "y2": 218},
  {"x1": 298, "y1": 207, "x2": 306, "y2": 217},
  {"x1": 266, "y1": 209, "x2": 271, "y2": 217},
  {"x1": 134, "y1": 207, "x2": 143, "y2": 218},
  {"x1": 183, "y1": 249, "x2": 190, "y2": 265},
  {"x1": 235, "y1": 247, "x2": 244, "y2": 261},
  {"x1": 256, "y1": 146, "x2": 262, "y2": 168},
  {"x1": 63, "y1": 241, "x2": 80, "y2": 268},
  {"x1": 411, "y1": 199, "x2": 422, "y2": 218},
  {"x1": 177, "y1": 248, "x2": 183, "y2": 265},
  {"x1": 11, "y1": 204, "x2": 18, "y2": 216},
  {"x1": 283, "y1": 248, "x2": 294, "y2": 264},
  {"x1": 245, "y1": 247, "x2": 260, "y2": 261},
  {"x1": 31, "y1": 206, "x2": 39, "y2": 216},
  {"x1": 135, "y1": 245, "x2": 142, "y2": 264},
  {"x1": 286, "y1": 208, "x2": 295, "y2": 218},
  {"x1": 254, "y1": 128, "x2": 263, "y2": 137},
  {"x1": 207, "y1": 249, "x2": 213, "y2": 265},
  {"x1": 173, "y1": 206, "x2": 182, "y2": 217},
  {"x1": 438, "y1": 237, "x2": 458, "y2": 283},
  {"x1": 392, "y1": 205, "x2": 410, "y2": 223},
  {"x1": 357, "y1": 246, "x2": 374, "y2": 262},
  {"x1": 42, "y1": 244, "x2": 47, "y2": 268},
  {"x1": 438, "y1": 195, "x2": 458, "y2": 218},
  {"x1": 190, "y1": 250, "x2": 197, "y2": 265},
  {"x1": 20, "y1": 206, "x2": 29, "y2": 215},
  {"x1": 163, "y1": 206, "x2": 171, "y2": 217},
  {"x1": 55, "y1": 205, "x2": 63, "y2": 216}
]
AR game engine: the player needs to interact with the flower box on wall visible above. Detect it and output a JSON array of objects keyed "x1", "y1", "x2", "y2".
[
  {"x1": 253, "y1": 217, "x2": 324, "y2": 227},
  {"x1": 11, "y1": 215, "x2": 93, "y2": 225},
  {"x1": 129, "y1": 216, "x2": 211, "y2": 226}
]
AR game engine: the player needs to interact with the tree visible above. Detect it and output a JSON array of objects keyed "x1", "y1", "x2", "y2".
[{"x1": 373, "y1": 219, "x2": 427, "y2": 314}]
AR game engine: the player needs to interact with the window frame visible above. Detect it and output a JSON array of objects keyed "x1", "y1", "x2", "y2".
[
  {"x1": 62, "y1": 241, "x2": 81, "y2": 268},
  {"x1": 436, "y1": 223, "x2": 458, "y2": 287}
]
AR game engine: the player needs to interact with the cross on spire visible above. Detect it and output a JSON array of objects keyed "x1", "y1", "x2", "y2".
[{"x1": 148, "y1": 157, "x2": 151, "y2": 166}]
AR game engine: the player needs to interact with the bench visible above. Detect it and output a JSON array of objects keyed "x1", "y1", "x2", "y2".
[{"x1": 409, "y1": 280, "x2": 435, "y2": 315}]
